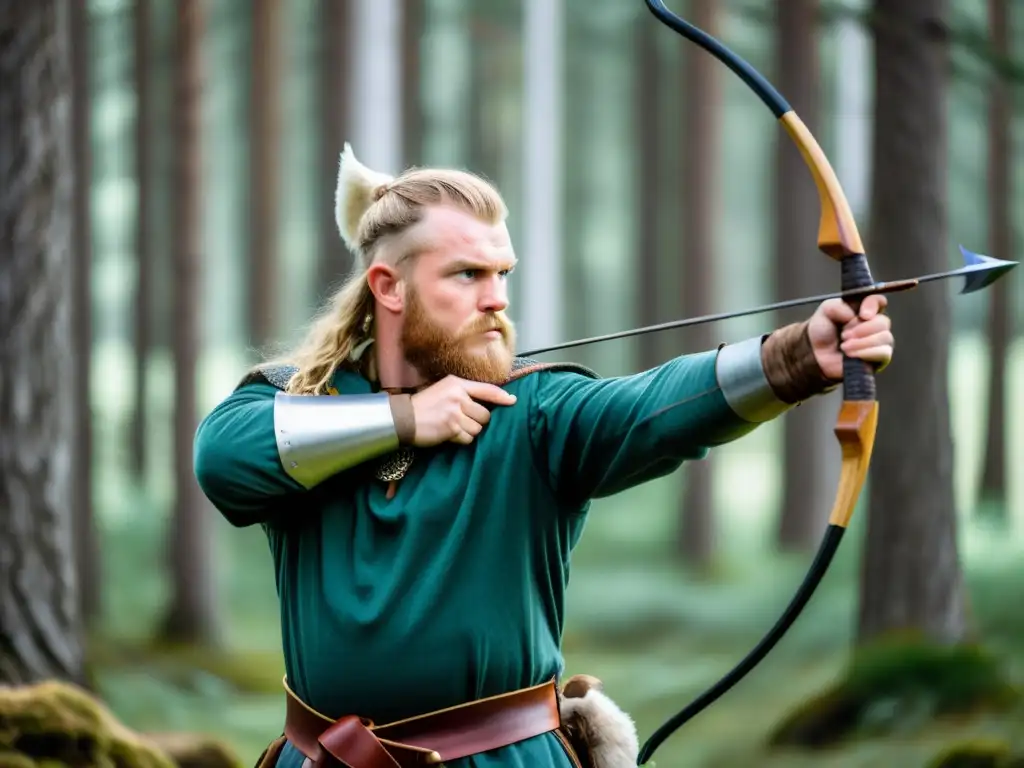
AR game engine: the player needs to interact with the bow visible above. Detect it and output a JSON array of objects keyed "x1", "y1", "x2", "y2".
[{"x1": 623, "y1": 1, "x2": 1011, "y2": 764}]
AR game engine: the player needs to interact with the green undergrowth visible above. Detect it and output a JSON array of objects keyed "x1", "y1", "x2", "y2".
[
  {"x1": 769, "y1": 637, "x2": 1021, "y2": 748},
  {"x1": 88, "y1": 639, "x2": 285, "y2": 697},
  {"x1": 927, "y1": 739, "x2": 1024, "y2": 768}
]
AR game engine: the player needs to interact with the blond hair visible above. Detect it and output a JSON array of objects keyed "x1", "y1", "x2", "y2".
[{"x1": 260, "y1": 144, "x2": 508, "y2": 395}]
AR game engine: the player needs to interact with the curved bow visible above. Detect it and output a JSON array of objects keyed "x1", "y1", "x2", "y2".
[{"x1": 636, "y1": 1, "x2": 879, "y2": 763}]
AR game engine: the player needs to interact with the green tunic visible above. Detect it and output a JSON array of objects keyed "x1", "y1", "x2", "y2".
[{"x1": 193, "y1": 350, "x2": 771, "y2": 767}]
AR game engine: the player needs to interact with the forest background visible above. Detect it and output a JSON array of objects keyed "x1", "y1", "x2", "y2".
[{"x1": 1, "y1": 1, "x2": 1023, "y2": 767}]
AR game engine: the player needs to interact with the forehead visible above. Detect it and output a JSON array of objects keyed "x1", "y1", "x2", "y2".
[{"x1": 402, "y1": 206, "x2": 514, "y2": 266}]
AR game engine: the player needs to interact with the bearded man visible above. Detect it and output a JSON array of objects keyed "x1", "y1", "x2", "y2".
[{"x1": 193, "y1": 145, "x2": 895, "y2": 768}]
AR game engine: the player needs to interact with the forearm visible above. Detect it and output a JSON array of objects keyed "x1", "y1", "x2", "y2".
[
  {"x1": 273, "y1": 391, "x2": 415, "y2": 488},
  {"x1": 194, "y1": 383, "x2": 414, "y2": 525},
  {"x1": 531, "y1": 321, "x2": 833, "y2": 501}
]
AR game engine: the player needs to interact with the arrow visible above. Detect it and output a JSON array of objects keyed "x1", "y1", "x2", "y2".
[{"x1": 519, "y1": 246, "x2": 1016, "y2": 358}]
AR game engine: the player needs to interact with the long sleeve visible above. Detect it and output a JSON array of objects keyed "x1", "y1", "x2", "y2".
[
  {"x1": 527, "y1": 341, "x2": 794, "y2": 504},
  {"x1": 193, "y1": 381, "x2": 307, "y2": 527}
]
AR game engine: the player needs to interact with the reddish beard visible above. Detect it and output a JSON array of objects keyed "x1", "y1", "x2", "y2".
[{"x1": 400, "y1": 288, "x2": 516, "y2": 385}]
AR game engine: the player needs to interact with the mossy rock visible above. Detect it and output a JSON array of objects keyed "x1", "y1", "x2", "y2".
[
  {"x1": 142, "y1": 734, "x2": 241, "y2": 768},
  {"x1": 768, "y1": 638, "x2": 1021, "y2": 749},
  {"x1": 0, "y1": 681, "x2": 240, "y2": 768},
  {"x1": 927, "y1": 739, "x2": 1024, "y2": 768}
]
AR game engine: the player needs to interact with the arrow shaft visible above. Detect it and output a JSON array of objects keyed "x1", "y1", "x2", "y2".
[
  {"x1": 519, "y1": 253, "x2": 1019, "y2": 359},
  {"x1": 520, "y1": 277, "x2": 918, "y2": 357}
]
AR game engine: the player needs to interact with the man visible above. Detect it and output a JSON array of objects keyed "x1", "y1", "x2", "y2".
[{"x1": 193, "y1": 145, "x2": 894, "y2": 768}]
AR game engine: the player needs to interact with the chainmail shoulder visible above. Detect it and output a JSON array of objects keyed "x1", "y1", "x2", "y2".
[
  {"x1": 236, "y1": 364, "x2": 299, "y2": 392},
  {"x1": 234, "y1": 357, "x2": 599, "y2": 393},
  {"x1": 507, "y1": 357, "x2": 600, "y2": 382}
]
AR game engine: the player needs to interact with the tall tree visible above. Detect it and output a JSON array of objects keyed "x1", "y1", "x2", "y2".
[
  {"x1": 634, "y1": 11, "x2": 663, "y2": 374},
  {"x1": 401, "y1": 0, "x2": 424, "y2": 167},
  {"x1": 519, "y1": 0, "x2": 565, "y2": 351},
  {"x1": 773, "y1": 0, "x2": 838, "y2": 552},
  {"x1": 857, "y1": 0, "x2": 967, "y2": 645},
  {"x1": 70, "y1": 0, "x2": 100, "y2": 627},
  {"x1": 977, "y1": 0, "x2": 1012, "y2": 519},
  {"x1": 248, "y1": 0, "x2": 283, "y2": 351},
  {"x1": 0, "y1": 0, "x2": 86, "y2": 685},
  {"x1": 677, "y1": 0, "x2": 720, "y2": 571},
  {"x1": 131, "y1": 0, "x2": 153, "y2": 479},
  {"x1": 159, "y1": 0, "x2": 219, "y2": 645},
  {"x1": 317, "y1": 0, "x2": 355, "y2": 297}
]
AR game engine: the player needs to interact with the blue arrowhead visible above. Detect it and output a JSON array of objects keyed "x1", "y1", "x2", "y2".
[{"x1": 957, "y1": 245, "x2": 1018, "y2": 294}]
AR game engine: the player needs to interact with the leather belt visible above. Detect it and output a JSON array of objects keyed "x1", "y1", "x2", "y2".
[{"x1": 283, "y1": 678, "x2": 562, "y2": 768}]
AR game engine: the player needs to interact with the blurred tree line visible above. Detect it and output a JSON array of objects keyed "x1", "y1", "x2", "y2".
[{"x1": 0, "y1": 0, "x2": 1021, "y2": 759}]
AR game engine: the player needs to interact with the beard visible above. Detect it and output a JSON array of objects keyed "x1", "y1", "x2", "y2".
[{"x1": 400, "y1": 288, "x2": 517, "y2": 385}]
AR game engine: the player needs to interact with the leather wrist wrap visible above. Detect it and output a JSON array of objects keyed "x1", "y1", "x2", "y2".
[
  {"x1": 388, "y1": 394, "x2": 416, "y2": 445},
  {"x1": 761, "y1": 321, "x2": 835, "y2": 404}
]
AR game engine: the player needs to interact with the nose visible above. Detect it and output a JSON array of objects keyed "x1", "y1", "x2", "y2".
[{"x1": 479, "y1": 275, "x2": 509, "y2": 313}]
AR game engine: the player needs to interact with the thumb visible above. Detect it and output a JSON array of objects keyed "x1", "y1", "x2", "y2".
[{"x1": 820, "y1": 298, "x2": 857, "y2": 325}]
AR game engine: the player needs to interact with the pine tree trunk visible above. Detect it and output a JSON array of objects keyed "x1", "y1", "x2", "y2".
[
  {"x1": 978, "y1": 0, "x2": 1010, "y2": 517},
  {"x1": 634, "y1": 15, "x2": 663, "y2": 373},
  {"x1": 401, "y1": 0, "x2": 423, "y2": 167},
  {"x1": 69, "y1": 0, "x2": 101, "y2": 627},
  {"x1": 318, "y1": 0, "x2": 354, "y2": 297},
  {"x1": 857, "y1": 0, "x2": 967, "y2": 646},
  {"x1": 159, "y1": 0, "x2": 219, "y2": 646},
  {"x1": 677, "y1": 0, "x2": 719, "y2": 571},
  {"x1": 0, "y1": 0, "x2": 86, "y2": 685},
  {"x1": 773, "y1": 0, "x2": 838, "y2": 553},
  {"x1": 247, "y1": 0, "x2": 282, "y2": 351},
  {"x1": 131, "y1": 0, "x2": 153, "y2": 480}
]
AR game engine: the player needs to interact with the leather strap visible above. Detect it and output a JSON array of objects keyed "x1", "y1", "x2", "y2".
[{"x1": 283, "y1": 678, "x2": 561, "y2": 768}]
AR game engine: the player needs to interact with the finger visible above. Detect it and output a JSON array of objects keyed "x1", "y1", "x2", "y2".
[
  {"x1": 460, "y1": 380, "x2": 518, "y2": 405},
  {"x1": 840, "y1": 342, "x2": 893, "y2": 365},
  {"x1": 858, "y1": 293, "x2": 888, "y2": 320},
  {"x1": 822, "y1": 298, "x2": 857, "y2": 325},
  {"x1": 448, "y1": 426, "x2": 475, "y2": 445},
  {"x1": 462, "y1": 399, "x2": 493, "y2": 426},
  {"x1": 458, "y1": 411, "x2": 484, "y2": 437},
  {"x1": 841, "y1": 315, "x2": 891, "y2": 340},
  {"x1": 842, "y1": 345, "x2": 892, "y2": 371},
  {"x1": 840, "y1": 339, "x2": 893, "y2": 359},
  {"x1": 840, "y1": 330, "x2": 894, "y2": 353}
]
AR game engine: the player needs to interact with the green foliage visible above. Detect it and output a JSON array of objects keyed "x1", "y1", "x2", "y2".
[
  {"x1": 769, "y1": 638, "x2": 1020, "y2": 749},
  {"x1": 928, "y1": 739, "x2": 1024, "y2": 768},
  {"x1": 88, "y1": 641, "x2": 285, "y2": 697}
]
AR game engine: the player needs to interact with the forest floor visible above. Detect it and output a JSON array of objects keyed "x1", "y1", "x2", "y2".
[
  {"x1": 89, "y1": 483, "x2": 1024, "y2": 768},
  {"x1": 87, "y1": 335, "x2": 1024, "y2": 767}
]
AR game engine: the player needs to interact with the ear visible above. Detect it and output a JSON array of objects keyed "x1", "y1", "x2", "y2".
[{"x1": 366, "y1": 263, "x2": 404, "y2": 314}]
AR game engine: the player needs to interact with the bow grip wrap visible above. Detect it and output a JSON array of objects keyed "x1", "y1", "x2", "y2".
[{"x1": 839, "y1": 253, "x2": 878, "y2": 402}]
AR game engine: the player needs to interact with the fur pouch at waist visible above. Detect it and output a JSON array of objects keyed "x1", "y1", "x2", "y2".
[{"x1": 559, "y1": 675, "x2": 639, "y2": 768}]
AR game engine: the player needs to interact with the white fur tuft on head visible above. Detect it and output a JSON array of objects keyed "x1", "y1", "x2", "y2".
[{"x1": 334, "y1": 142, "x2": 396, "y2": 252}]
